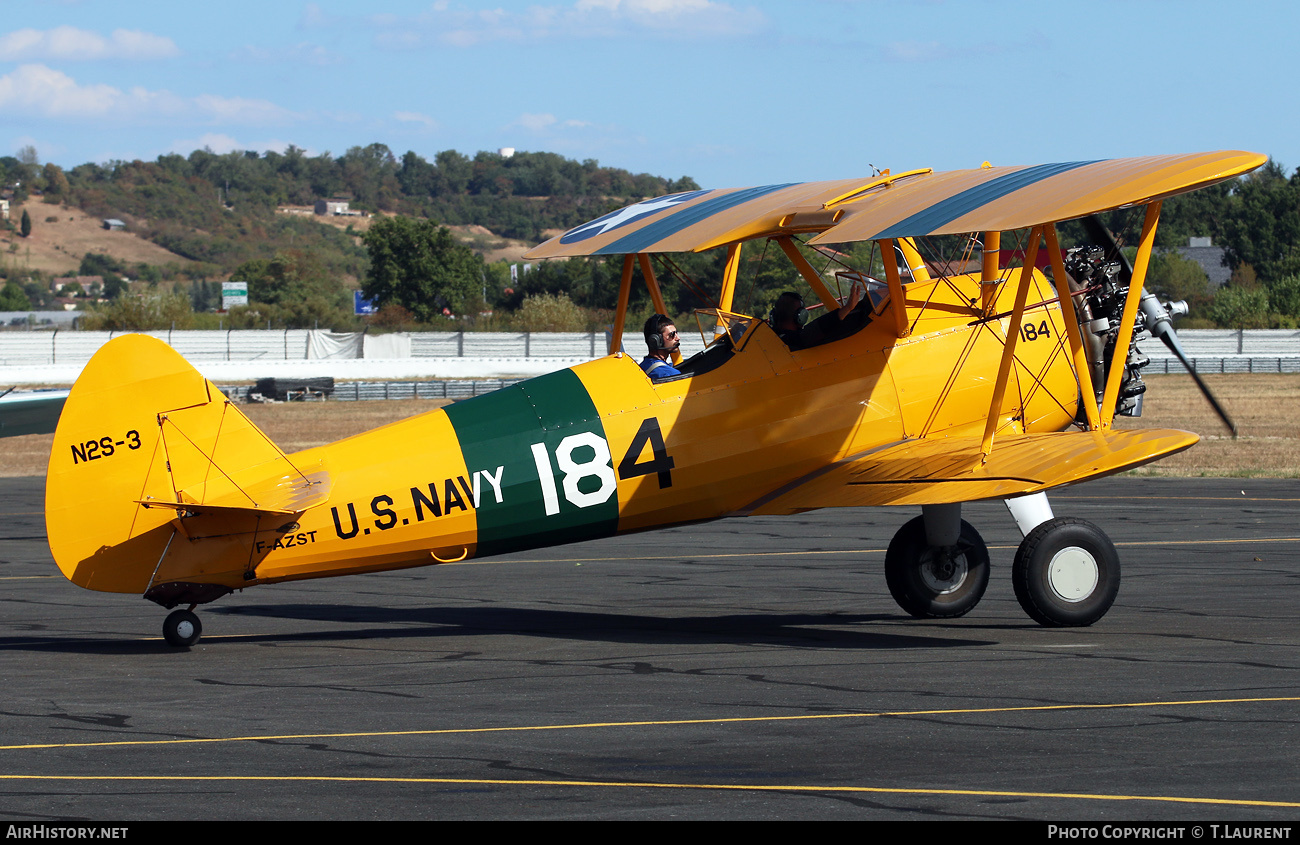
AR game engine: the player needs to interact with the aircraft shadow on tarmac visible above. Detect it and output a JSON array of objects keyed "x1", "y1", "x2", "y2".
[
  {"x1": 0, "y1": 604, "x2": 1000, "y2": 653},
  {"x1": 199, "y1": 603, "x2": 1000, "y2": 650}
]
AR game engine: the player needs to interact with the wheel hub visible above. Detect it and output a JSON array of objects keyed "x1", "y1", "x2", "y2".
[
  {"x1": 1046, "y1": 546, "x2": 1099, "y2": 602},
  {"x1": 175, "y1": 620, "x2": 195, "y2": 639},
  {"x1": 919, "y1": 549, "x2": 968, "y2": 594}
]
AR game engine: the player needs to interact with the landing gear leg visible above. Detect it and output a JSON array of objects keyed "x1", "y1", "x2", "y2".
[
  {"x1": 885, "y1": 507, "x2": 990, "y2": 619},
  {"x1": 1012, "y1": 517, "x2": 1120, "y2": 627},
  {"x1": 163, "y1": 606, "x2": 202, "y2": 647},
  {"x1": 1004, "y1": 492, "x2": 1055, "y2": 537}
]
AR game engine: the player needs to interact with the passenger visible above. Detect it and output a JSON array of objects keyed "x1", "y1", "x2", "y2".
[
  {"x1": 770, "y1": 286, "x2": 862, "y2": 351},
  {"x1": 640, "y1": 314, "x2": 682, "y2": 380}
]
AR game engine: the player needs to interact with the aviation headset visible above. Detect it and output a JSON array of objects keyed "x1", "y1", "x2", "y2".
[
  {"x1": 644, "y1": 314, "x2": 676, "y2": 351},
  {"x1": 770, "y1": 291, "x2": 809, "y2": 328}
]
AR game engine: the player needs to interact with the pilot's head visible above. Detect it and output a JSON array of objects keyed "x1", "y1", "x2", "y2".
[
  {"x1": 771, "y1": 291, "x2": 808, "y2": 330},
  {"x1": 644, "y1": 314, "x2": 679, "y2": 356}
]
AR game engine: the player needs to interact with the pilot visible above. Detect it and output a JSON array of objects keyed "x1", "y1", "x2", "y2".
[
  {"x1": 640, "y1": 314, "x2": 682, "y2": 380},
  {"x1": 770, "y1": 287, "x2": 861, "y2": 351}
]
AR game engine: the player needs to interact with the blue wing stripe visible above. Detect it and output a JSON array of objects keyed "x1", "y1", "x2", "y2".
[
  {"x1": 596, "y1": 183, "x2": 797, "y2": 255},
  {"x1": 871, "y1": 161, "x2": 1103, "y2": 240}
]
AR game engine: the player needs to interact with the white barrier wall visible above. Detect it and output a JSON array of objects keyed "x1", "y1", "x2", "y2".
[
  {"x1": 0, "y1": 328, "x2": 1293, "y2": 385},
  {"x1": 0, "y1": 329, "x2": 711, "y2": 367}
]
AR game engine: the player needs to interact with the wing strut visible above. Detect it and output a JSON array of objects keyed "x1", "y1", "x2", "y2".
[
  {"x1": 714, "y1": 243, "x2": 743, "y2": 339},
  {"x1": 980, "y1": 230, "x2": 1002, "y2": 314},
  {"x1": 1100, "y1": 201, "x2": 1162, "y2": 428},
  {"x1": 775, "y1": 236, "x2": 840, "y2": 312},
  {"x1": 879, "y1": 238, "x2": 911, "y2": 338},
  {"x1": 981, "y1": 225, "x2": 1043, "y2": 459},
  {"x1": 1044, "y1": 224, "x2": 1101, "y2": 430},
  {"x1": 638, "y1": 254, "x2": 682, "y2": 365},
  {"x1": 609, "y1": 255, "x2": 635, "y2": 355},
  {"x1": 897, "y1": 238, "x2": 933, "y2": 284}
]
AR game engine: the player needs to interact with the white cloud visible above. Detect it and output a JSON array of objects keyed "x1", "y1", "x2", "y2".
[
  {"x1": 0, "y1": 26, "x2": 179, "y2": 61},
  {"x1": 517, "y1": 113, "x2": 558, "y2": 131},
  {"x1": 233, "y1": 42, "x2": 344, "y2": 67},
  {"x1": 0, "y1": 64, "x2": 297, "y2": 125},
  {"x1": 167, "y1": 135, "x2": 297, "y2": 156},
  {"x1": 882, "y1": 40, "x2": 944, "y2": 62},
  {"x1": 394, "y1": 111, "x2": 438, "y2": 130},
  {"x1": 368, "y1": 0, "x2": 765, "y2": 48},
  {"x1": 515, "y1": 112, "x2": 603, "y2": 133}
]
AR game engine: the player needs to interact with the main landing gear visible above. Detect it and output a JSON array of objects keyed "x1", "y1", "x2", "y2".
[
  {"x1": 1011, "y1": 517, "x2": 1119, "y2": 627},
  {"x1": 162, "y1": 608, "x2": 202, "y2": 647},
  {"x1": 884, "y1": 496, "x2": 1120, "y2": 626},
  {"x1": 885, "y1": 514, "x2": 989, "y2": 618}
]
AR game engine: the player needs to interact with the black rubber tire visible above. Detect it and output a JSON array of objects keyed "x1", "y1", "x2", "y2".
[
  {"x1": 163, "y1": 609, "x2": 202, "y2": 647},
  {"x1": 1012, "y1": 517, "x2": 1120, "y2": 627},
  {"x1": 885, "y1": 516, "x2": 990, "y2": 618}
]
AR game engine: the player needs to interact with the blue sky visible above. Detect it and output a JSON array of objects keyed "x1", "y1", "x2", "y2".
[{"x1": 3, "y1": 0, "x2": 1297, "y2": 188}]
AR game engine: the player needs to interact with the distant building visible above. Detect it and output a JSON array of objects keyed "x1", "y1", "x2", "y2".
[
  {"x1": 51, "y1": 275, "x2": 103, "y2": 294},
  {"x1": 314, "y1": 198, "x2": 362, "y2": 216},
  {"x1": 0, "y1": 199, "x2": 8, "y2": 220},
  {"x1": 499, "y1": 147, "x2": 516, "y2": 158},
  {"x1": 1174, "y1": 237, "x2": 1231, "y2": 289},
  {"x1": 102, "y1": 218, "x2": 126, "y2": 231}
]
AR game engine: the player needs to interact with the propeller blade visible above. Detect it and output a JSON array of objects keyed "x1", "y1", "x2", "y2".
[
  {"x1": 1084, "y1": 214, "x2": 1238, "y2": 439},
  {"x1": 1159, "y1": 334, "x2": 1239, "y2": 439}
]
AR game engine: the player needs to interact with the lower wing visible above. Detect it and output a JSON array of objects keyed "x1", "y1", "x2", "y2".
[{"x1": 739, "y1": 428, "x2": 1198, "y2": 514}]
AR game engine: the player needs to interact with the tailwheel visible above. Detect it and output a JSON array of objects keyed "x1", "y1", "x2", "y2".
[
  {"x1": 163, "y1": 609, "x2": 202, "y2": 648},
  {"x1": 1012, "y1": 517, "x2": 1120, "y2": 627},
  {"x1": 885, "y1": 516, "x2": 990, "y2": 618}
]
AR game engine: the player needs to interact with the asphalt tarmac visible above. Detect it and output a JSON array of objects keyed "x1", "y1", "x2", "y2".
[{"x1": 2, "y1": 475, "x2": 1298, "y2": 821}]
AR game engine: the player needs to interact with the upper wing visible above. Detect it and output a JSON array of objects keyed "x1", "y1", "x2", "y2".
[
  {"x1": 808, "y1": 151, "x2": 1266, "y2": 244},
  {"x1": 523, "y1": 178, "x2": 880, "y2": 259},
  {"x1": 735, "y1": 428, "x2": 1199, "y2": 515},
  {"x1": 524, "y1": 151, "x2": 1265, "y2": 258}
]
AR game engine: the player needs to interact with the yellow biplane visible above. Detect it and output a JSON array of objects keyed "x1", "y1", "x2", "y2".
[{"x1": 46, "y1": 150, "x2": 1264, "y2": 646}]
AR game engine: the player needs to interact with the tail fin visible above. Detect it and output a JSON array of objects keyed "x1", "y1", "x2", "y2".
[{"x1": 46, "y1": 335, "x2": 329, "y2": 597}]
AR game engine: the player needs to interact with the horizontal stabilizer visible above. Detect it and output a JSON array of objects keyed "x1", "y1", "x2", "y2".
[
  {"x1": 742, "y1": 428, "x2": 1199, "y2": 514},
  {"x1": 136, "y1": 458, "x2": 331, "y2": 516}
]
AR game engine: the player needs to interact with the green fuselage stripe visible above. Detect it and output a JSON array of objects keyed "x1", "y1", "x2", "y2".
[{"x1": 445, "y1": 369, "x2": 618, "y2": 557}]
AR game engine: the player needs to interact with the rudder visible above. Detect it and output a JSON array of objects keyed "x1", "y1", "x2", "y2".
[{"x1": 46, "y1": 335, "x2": 328, "y2": 598}]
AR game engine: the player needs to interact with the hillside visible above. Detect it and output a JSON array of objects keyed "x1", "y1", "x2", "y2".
[{"x1": 2, "y1": 200, "x2": 193, "y2": 277}]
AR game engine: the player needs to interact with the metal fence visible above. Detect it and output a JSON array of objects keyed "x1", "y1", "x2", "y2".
[
  {"x1": 1146, "y1": 356, "x2": 1300, "y2": 374},
  {"x1": 1, "y1": 328, "x2": 1296, "y2": 375},
  {"x1": 0, "y1": 329, "x2": 708, "y2": 367}
]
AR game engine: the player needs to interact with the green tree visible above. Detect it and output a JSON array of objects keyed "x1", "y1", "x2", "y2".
[
  {"x1": 230, "y1": 249, "x2": 344, "y2": 308},
  {"x1": 1210, "y1": 286, "x2": 1270, "y2": 329},
  {"x1": 510, "y1": 292, "x2": 588, "y2": 331},
  {"x1": 0, "y1": 281, "x2": 31, "y2": 310},
  {"x1": 1220, "y1": 161, "x2": 1300, "y2": 282},
  {"x1": 1269, "y1": 275, "x2": 1300, "y2": 319},
  {"x1": 19, "y1": 208, "x2": 30, "y2": 237},
  {"x1": 42, "y1": 163, "x2": 70, "y2": 202},
  {"x1": 361, "y1": 216, "x2": 483, "y2": 320},
  {"x1": 79, "y1": 291, "x2": 196, "y2": 330},
  {"x1": 1146, "y1": 252, "x2": 1212, "y2": 317}
]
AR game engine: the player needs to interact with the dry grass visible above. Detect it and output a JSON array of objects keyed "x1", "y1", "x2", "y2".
[
  {"x1": 241, "y1": 398, "x2": 449, "y2": 452},
  {"x1": 1116, "y1": 374, "x2": 1300, "y2": 477},
  {"x1": 3, "y1": 375, "x2": 1296, "y2": 479},
  {"x1": 1, "y1": 201, "x2": 192, "y2": 276}
]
